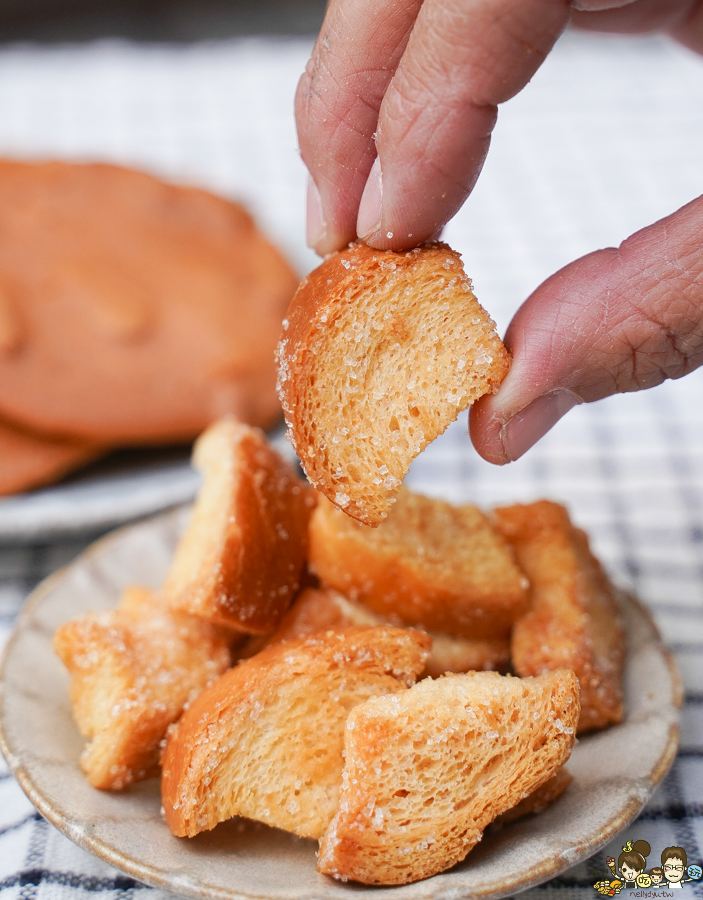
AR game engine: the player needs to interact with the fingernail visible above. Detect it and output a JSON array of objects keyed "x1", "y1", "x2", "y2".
[
  {"x1": 306, "y1": 175, "x2": 327, "y2": 249},
  {"x1": 357, "y1": 157, "x2": 382, "y2": 240},
  {"x1": 500, "y1": 390, "x2": 580, "y2": 462}
]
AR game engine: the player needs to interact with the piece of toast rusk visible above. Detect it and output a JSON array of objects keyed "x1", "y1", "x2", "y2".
[
  {"x1": 317, "y1": 669, "x2": 579, "y2": 885},
  {"x1": 309, "y1": 490, "x2": 528, "y2": 639},
  {"x1": 161, "y1": 627, "x2": 431, "y2": 840},
  {"x1": 0, "y1": 160, "x2": 298, "y2": 443},
  {"x1": 493, "y1": 500, "x2": 625, "y2": 733},
  {"x1": 53, "y1": 586, "x2": 232, "y2": 790},
  {"x1": 247, "y1": 586, "x2": 510, "y2": 677},
  {"x1": 162, "y1": 417, "x2": 314, "y2": 633},
  {"x1": 0, "y1": 415, "x2": 103, "y2": 495},
  {"x1": 277, "y1": 242, "x2": 510, "y2": 526},
  {"x1": 492, "y1": 766, "x2": 573, "y2": 827}
]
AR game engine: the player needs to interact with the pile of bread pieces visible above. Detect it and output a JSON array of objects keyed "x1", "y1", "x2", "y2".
[
  {"x1": 0, "y1": 159, "x2": 298, "y2": 496},
  {"x1": 55, "y1": 413, "x2": 625, "y2": 886}
]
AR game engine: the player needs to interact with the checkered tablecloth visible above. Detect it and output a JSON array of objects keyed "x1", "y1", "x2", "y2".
[{"x1": 0, "y1": 26, "x2": 701, "y2": 900}]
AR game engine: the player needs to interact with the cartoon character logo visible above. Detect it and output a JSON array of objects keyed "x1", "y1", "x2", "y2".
[{"x1": 594, "y1": 841, "x2": 702, "y2": 893}]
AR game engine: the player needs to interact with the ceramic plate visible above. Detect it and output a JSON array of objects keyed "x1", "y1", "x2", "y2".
[
  {"x1": 0, "y1": 426, "x2": 293, "y2": 541},
  {"x1": 0, "y1": 508, "x2": 682, "y2": 900}
]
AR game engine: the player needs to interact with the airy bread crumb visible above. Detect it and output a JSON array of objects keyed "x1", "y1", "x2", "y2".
[
  {"x1": 162, "y1": 416, "x2": 315, "y2": 633},
  {"x1": 53, "y1": 586, "x2": 232, "y2": 790},
  {"x1": 309, "y1": 490, "x2": 528, "y2": 639},
  {"x1": 317, "y1": 669, "x2": 579, "y2": 885},
  {"x1": 277, "y1": 242, "x2": 510, "y2": 526},
  {"x1": 161, "y1": 627, "x2": 431, "y2": 840},
  {"x1": 493, "y1": 500, "x2": 625, "y2": 732}
]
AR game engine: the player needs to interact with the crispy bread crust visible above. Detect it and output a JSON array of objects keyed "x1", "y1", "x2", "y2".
[
  {"x1": 309, "y1": 492, "x2": 528, "y2": 639},
  {"x1": 317, "y1": 669, "x2": 579, "y2": 885},
  {"x1": 492, "y1": 766, "x2": 572, "y2": 826},
  {"x1": 163, "y1": 417, "x2": 314, "y2": 632},
  {"x1": 53, "y1": 586, "x2": 232, "y2": 790},
  {"x1": 161, "y1": 627, "x2": 431, "y2": 839},
  {"x1": 0, "y1": 160, "x2": 297, "y2": 443},
  {"x1": 277, "y1": 242, "x2": 510, "y2": 525},
  {"x1": 251, "y1": 586, "x2": 510, "y2": 677},
  {"x1": 494, "y1": 501, "x2": 625, "y2": 732}
]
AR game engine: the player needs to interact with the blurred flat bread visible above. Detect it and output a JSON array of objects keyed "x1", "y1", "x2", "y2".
[
  {"x1": 0, "y1": 415, "x2": 102, "y2": 496},
  {"x1": 0, "y1": 160, "x2": 298, "y2": 444}
]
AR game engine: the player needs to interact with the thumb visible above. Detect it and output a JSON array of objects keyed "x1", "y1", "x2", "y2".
[{"x1": 470, "y1": 195, "x2": 703, "y2": 464}]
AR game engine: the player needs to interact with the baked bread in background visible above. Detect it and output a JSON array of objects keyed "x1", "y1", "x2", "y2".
[
  {"x1": 163, "y1": 416, "x2": 315, "y2": 633},
  {"x1": 161, "y1": 627, "x2": 431, "y2": 840},
  {"x1": 0, "y1": 415, "x2": 102, "y2": 496},
  {"x1": 317, "y1": 669, "x2": 579, "y2": 885},
  {"x1": 494, "y1": 500, "x2": 625, "y2": 733},
  {"x1": 277, "y1": 242, "x2": 510, "y2": 526},
  {"x1": 309, "y1": 490, "x2": 529, "y2": 639},
  {"x1": 53, "y1": 585, "x2": 232, "y2": 790},
  {"x1": 0, "y1": 160, "x2": 297, "y2": 447}
]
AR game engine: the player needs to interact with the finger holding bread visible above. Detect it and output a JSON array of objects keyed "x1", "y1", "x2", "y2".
[{"x1": 277, "y1": 242, "x2": 510, "y2": 526}]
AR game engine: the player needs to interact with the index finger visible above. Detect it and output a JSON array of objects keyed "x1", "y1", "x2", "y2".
[{"x1": 297, "y1": 0, "x2": 570, "y2": 255}]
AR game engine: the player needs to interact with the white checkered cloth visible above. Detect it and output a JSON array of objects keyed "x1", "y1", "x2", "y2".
[{"x1": 0, "y1": 28, "x2": 702, "y2": 899}]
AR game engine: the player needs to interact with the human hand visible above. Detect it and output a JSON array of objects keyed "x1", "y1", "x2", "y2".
[
  {"x1": 469, "y1": 195, "x2": 703, "y2": 462},
  {"x1": 296, "y1": 0, "x2": 703, "y2": 256}
]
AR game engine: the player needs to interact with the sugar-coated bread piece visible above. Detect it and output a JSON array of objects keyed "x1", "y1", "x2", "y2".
[
  {"x1": 493, "y1": 501, "x2": 625, "y2": 733},
  {"x1": 317, "y1": 669, "x2": 579, "y2": 885},
  {"x1": 0, "y1": 416, "x2": 102, "y2": 495},
  {"x1": 161, "y1": 627, "x2": 431, "y2": 840},
  {"x1": 309, "y1": 490, "x2": 528, "y2": 639},
  {"x1": 163, "y1": 417, "x2": 314, "y2": 633},
  {"x1": 53, "y1": 586, "x2": 232, "y2": 790},
  {"x1": 250, "y1": 586, "x2": 510, "y2": 677},
  {"x1": 277, "y1": 242, "x2": 510, "y2": 526},
  {"x1": 0, "y1": 160, "x2": 297, "y2": 443},
  {"x1": 492, "y1": 766, "x2": 572, "y2": 826}
]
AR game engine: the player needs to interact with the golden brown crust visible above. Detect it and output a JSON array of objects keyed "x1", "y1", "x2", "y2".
[
  {"x1": 317, "y1": 669, "x2": 579, "y2": 885},
  {"x1": 492, "y1": 766, "x2": 572, "y2": 826},
  {"x1": 0, "y1": 415, "x2": 103, "y2": 495},
  {"x1": 277, "y1": 242, "x2": 510, "y2": 525},
  {"x1": 0, "y1": 159, "x2": 297, "y2": 443},
  {"x1": 163, "y1": 417, "x2": 315, "y2": 633},
  {"x1": 309, "y1": 491, "x2": 528, "y2": 639},
  {"x1": 249, "y1": 585, "x2": 510, "y2": 677},
  {"x1": 161, "y1": 627, "x2": 431, "y2": 839},
  {"x1": 493, "y1": 500, "x2": 625, "y2": 732},
  {"x1": 53, "y1": 586, "x2": 232, "y2": 790}
]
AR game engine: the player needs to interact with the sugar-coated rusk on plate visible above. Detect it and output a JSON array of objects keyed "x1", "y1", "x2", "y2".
[
  {"x1": 0, "y1": 415, "x2": 103, "y2": 496},
  {"x1": 0, "y1": 160, "x2": 297, "y2": 443},
  {"x1": 317, "y1": 669, "x2": 579, "y2": 885},
  {"x1": 493, "y1": 500, "x2": 625, "y2": 733},
  {"x1": 250, "y1": 585, "x2": 510, "y2": 677},
  {"x1": 162, "y1": 417, "x2": 314, "y2": 633},
  {"x1": 161, "y1": 627, "x2": 431, "y2": 840},
  {"x1": 492, "y1": 766, "x2": 572, "y2": 827},
  {"x1": 277, "y1": 242, "x2": 510, "y2": 526},
  {"x1": 53, "y1": 586, "x2": 232, "y2": 790},
  {"x1": 309, "y1": 490, "x2": 528, "y2": 639}
]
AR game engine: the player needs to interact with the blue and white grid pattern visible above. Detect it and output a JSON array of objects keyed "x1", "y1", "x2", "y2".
[{"x1": 0, "y1": 28, "x2": 702, "y2": 899}]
